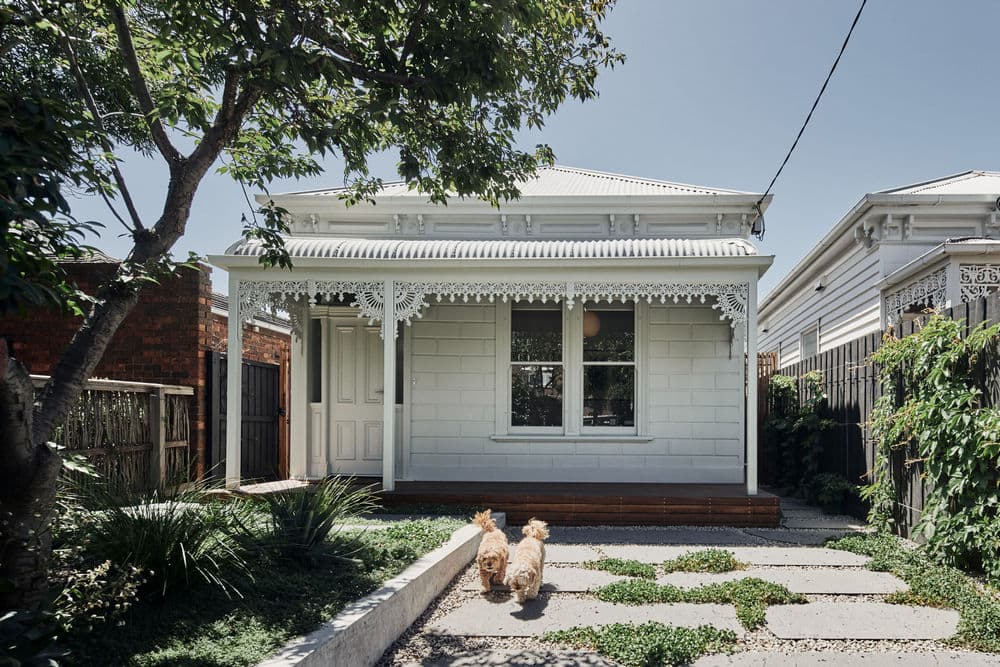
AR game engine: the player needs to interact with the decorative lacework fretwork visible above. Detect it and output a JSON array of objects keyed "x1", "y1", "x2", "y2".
[
  {"x1": 884, "y1": 268, "x2": 948, "y2": 320},
  {"x1": 959, "y1": 264, "x2": 1000, "y2": 301},
  {"x1": 397, "y1": 280, "x2": 751, "y2": 327},
  {"x1": 237, "y1": 279, "x2": 383, "y2": 336}
]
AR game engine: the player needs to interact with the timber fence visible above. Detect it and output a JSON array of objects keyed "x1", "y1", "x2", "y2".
[
  {"x1": 32, "y1": 375, "x2": 195, "y2": 492},
  {"x1": 758, "y1": 291, "x2": 1000, "y2": 536}
]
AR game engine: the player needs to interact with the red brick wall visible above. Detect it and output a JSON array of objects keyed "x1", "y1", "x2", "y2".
[{"x1": 0, "y1": 262, "x2": 291, "y2": 478}]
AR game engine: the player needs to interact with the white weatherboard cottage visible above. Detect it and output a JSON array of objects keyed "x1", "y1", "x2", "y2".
[
  {"x1": 760, "y1": 170, "x2": 1000, "y2": 366},
  {"x1": 210, "y1": 166, "x2": 773, "y2": 493}
]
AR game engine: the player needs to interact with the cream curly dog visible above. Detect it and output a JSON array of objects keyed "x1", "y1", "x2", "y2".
[
  {"x1": 504, "y1": 518, "x2": 549, "y2": 603},
  {"x1": 473, "y1": 509, "x2": 508, "y2": 593}
]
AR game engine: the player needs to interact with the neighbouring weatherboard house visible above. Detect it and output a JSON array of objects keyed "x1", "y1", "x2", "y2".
[
  {"x1": 759, "y1": 170, "x2": 1000, "y2": 366},
  {"x1": 209, "y1": 166, "x2": 773, "y2": 493}
]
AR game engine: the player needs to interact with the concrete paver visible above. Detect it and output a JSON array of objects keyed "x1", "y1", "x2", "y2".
[
  {"x1": 601, "y1": 545, "x2": 870, "y2": 567},
  {"x1": 695, "y1": 652, "x2": 1000, "y2": 666},
  {"x1": 429, "y1": 596, "x2": 744, "y2": 637},
  {"x1": 508, "y1": 544, "x2": 602, "y2": 563},
  {"x1": 460, "y1": 566, "x2": 623, "y2": 593},
  {"x1": 766, "y1": 602, "x2": 960, "y2": 640},
  {"x1": 659, "y1": 567, "x2": 907, "y2": 595}
]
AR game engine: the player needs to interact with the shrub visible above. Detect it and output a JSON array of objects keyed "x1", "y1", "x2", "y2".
[
  {"x1": 806, "y1": 473, "x2": 859, "y2": 515},
  {"x1": 764, "y1": 372, "x2": 835, "y2": 494},
  {"x1": 544, "y1": 622, "x2": 736, "y2": 667},
  {"x1": 661, "y1": 549, "x2": 746, "y2": 573},
  {"x1": 0, "y1": 607, "x2": 69, "y2": 666},
  {"x1": 84, "y1": 486, "x2": 252, "y2": 598},
  {"x1": 250, "y1": 477, "x2": 380, "y2": 564}
]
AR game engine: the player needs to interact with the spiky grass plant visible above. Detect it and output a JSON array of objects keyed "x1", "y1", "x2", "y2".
[
  {"x1": 84, "y1": 482, "x2": 253, "y2": 598},
  {"x1": 252, "y1": 476, "x2": 381, "y2": 564}
]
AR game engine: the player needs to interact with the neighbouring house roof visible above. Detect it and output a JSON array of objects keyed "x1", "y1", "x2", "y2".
[
  {"x1": 211, "y1": 292, "x2": 290, "y2": 331},
  {"x1": 225, "y1": 236, "x2": 759, "y2": 260},
  {"x1": 58, "y1": 249, "x2": 121, "y2": 263},
  {"x1": 278, "y1": 165, "x2": 755, "y2": 199},
  {"x1": 879, "y1": 170, "x2": 1000, "y2": 195},
  {"x1": 761, "y1": 169, "x2": 1000, "y2": 314}
]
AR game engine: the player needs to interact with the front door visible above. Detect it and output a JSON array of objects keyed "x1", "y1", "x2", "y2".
[{"x1": 329, "y1": 321, "x2": 384, "y2": 476}]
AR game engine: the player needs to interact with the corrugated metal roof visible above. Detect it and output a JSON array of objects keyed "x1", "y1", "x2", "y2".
[
  {"x1": 226, "y1": 237, "x2": 758, "y2": 260},
  {"x1": 880, "y1": 170, "x2": 1000, "y2": 195},
  {"x1": 284, "y1": 165, "x2": 754, "y2": 199}
]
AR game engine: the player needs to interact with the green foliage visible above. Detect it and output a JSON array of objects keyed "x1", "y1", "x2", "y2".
[
  {"x1": 0, "y1": 95, "x2": 100, "y2": 315},
  {"x1": 543, "y1": 622, "x2": 736, "y2": 667},
  {"x1": 806, "y1": 473, "x2": 859, "y2": 514},
  {"x1": 661, "y1": 549, "x2": 747, "y2": 574},
  {"x1": 865, "y1": 315, "x2": 1000, "y2": 582},
  {"x1": 582, "y1": 558, "x2": 656, "y2": 579},
  {"x1": 593, "y1": 577, "x2": 805, "y2": 630},
  {"x1": 83, "y1": 487, "x2": 253, "y2": 598},
  {"x1": 0, "y1": 608, "x2": 69, "y2": 667},
  {"x1": 64, "y1": 517, "x2": 463, "y2": 666},
  {"x1": 828, "y1": 532, "x2": 1000, "y2": 652},
  {"x1": 764, "y1": 371, "x2": 836, "y2": 494},
  {"x1": 248, "y1": 477, "x2": 380, "y2": 564}
]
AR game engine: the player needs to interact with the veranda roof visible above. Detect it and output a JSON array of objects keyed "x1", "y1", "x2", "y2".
[{"x1": 225, "y1": 236, "x2": 758, "y2": 261}]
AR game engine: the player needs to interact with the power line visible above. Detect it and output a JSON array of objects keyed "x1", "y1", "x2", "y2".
[{"x1": 753, "y1": 0, "x2": 867, "y2": 240}]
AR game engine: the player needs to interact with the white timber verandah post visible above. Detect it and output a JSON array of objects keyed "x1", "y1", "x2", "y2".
[
  {"x1": 225, "y1": 272, "x2": 243, "y2": 489},
  {"x1": 745, "y1": 278, "x2": 759, "y2": 496},
  {"x1": 381, "y1": 279, "x2": 396, "y2": 491}
]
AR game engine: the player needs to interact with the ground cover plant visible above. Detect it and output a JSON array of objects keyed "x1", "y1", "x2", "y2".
[
  {"x1": 593, "y1": 578, "x2": 805, "y2": 630},
  {"x1": 582, "y1": 558, "x2": 657, "y2": 579},
  {"x1": 865, "y1": 315, "x2": 1000, "y2": 583},
  {"x1": 543, "y1": 622, "x2": 737, "y2": 667},
  {"x1": 661, "y1": 549, "x2": 747, "y2": 574},
  {"x1": 828, "y1": 533, "x2": 1000, "y2": 652},
  {"x1": 64, "y1": 516, "x2": 464, "y2": 666}
]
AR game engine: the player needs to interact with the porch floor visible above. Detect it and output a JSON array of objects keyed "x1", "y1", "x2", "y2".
[{"x1": 361, "y1": 480, "x2": 780, "y2": 527}]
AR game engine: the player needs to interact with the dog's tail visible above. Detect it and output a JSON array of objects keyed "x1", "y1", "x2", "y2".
[
  {"x1": 522, "y1": 518, "x2": 549, "y2": 541},
  {"x1": 473, "y1": 509, "x2": 496, "y2": 533}
]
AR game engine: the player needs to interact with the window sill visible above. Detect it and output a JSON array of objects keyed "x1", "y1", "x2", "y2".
[{"x1": 490, "y1": 434, "x2": 654, "y2": 443}]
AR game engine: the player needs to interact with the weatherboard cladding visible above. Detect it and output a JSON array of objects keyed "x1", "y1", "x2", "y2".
[
  {"x1": 286, "y1": 165, "x2": 753, "y2": 199},
  {"x1": 227, "y1": 237, "x2": 757, "y2": 260}
]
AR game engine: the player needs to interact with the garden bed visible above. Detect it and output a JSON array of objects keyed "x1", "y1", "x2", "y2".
[{"x1": 63, "y1": 516, "x2": 464, "y2": 666}]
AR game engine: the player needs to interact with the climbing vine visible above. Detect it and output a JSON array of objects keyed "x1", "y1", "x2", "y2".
[
  {"x1": 865, "y1": 315, "x2": 1000, "y2": 583},
  {"x1": 765, "y1": 371, "x2": 835, "y2": 495}
]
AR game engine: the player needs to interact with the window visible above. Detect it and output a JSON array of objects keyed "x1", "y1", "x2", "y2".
[
  {"x1": 506, "y1": 301, "x2": 638, "y2": 433},
  {"x1": 582, "y1": 303, "x2": 635, "y2": 429},
  {"x1": 510, "y1": 305, "x2": 563, "y2": 427},
  {"x1": 800, "y1": 327, "x2": 818, "y2": 359},
  {"x1": 308, "y1": 318, "x2": 322, "y2": 402}
]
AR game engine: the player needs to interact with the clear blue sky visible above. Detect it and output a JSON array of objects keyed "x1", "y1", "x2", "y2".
[{"x1": 70, "y1": 0, "x2": 1000, "y2": 296}]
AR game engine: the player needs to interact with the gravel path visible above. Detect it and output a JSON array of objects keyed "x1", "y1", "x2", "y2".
[{"x1": 376, "y1": 508, "x2": 994, "y2": 666}]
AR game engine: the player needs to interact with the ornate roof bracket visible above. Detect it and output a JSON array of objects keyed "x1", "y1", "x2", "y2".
[
  {"x1": 959, "y1": 263, "x2": 1000, "y2": 301},
  {"x1": 884, "y1": 267, "x2": 948, "y2": 321}
]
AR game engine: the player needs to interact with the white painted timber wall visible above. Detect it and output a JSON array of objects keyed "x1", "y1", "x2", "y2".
[
  {"x1": 760, "y1": 245, "x2": 881, "y2": 367},
  {"x1": 405, "y1": 302, "x2": 744, "y2": 483}
]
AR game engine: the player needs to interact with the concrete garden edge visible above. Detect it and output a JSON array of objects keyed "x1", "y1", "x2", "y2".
[{"x1": 257, "y1": 513, "x2": 504, "y2": 667}]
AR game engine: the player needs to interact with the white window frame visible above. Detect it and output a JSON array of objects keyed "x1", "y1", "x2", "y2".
[
  {"x1": 579, "y1": 301, "x2": 638, "y2": 436},
  {"x1": 507, "y1": 302, "x2": 566, "y2": 434},
  {"x1": 497, "y1": 300, "x2": 640, "y2": 437},
  {"x1": 800, "y1": 326, "x2": 819, "y2": 360}
]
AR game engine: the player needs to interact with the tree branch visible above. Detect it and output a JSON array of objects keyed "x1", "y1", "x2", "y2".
[
  {"x1": 108, "y1": 3, "x2": 183, "y2": 168},
  {"x1": 399, "y1": 0, "x2": 429, "y2": 67},
  {"x1": 28, "y1": 1, "x2": 145, "y2": 232}
]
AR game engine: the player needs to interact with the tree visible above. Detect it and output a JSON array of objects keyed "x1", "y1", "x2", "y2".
[{"x1": 0, "y1": 0, "x2": 623, "y2": 609}]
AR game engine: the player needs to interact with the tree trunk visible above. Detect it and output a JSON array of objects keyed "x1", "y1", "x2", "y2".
[{"x1": 0, "y1": 342, "x2": 62, "y2": 611}]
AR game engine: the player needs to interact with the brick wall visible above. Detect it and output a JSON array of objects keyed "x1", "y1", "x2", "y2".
[{"x1": 0, "y1": 262, "x2": 291, "y2": 479}]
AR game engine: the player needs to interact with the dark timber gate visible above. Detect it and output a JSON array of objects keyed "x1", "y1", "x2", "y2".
[{"x1": 208, "y1": 352, "x2": 280, "y2": 481}]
